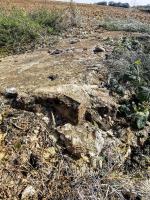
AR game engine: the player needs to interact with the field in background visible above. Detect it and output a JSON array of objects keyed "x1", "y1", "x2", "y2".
[
  {"x1": 1, "y1": 0, "x2": 150, "y2": 57},
  {"x1": 0, "y1": 0, "x2": 150, "y2": 23}
]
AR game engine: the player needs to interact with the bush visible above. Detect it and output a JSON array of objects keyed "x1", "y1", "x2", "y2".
[
  {"x1": 29, "y1": 9, "x2": 62, "y2": 33},
  {"x1": 0, "y1": 8, "x2": 62, "y2": 56},
  {"x1": 99, "y1": 18, "x2": 150, "y2": 34}
]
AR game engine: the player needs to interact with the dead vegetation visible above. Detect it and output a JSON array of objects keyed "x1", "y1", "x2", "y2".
[{"x1": 0, "y1": 85, "x2": 149, "y2": 199}]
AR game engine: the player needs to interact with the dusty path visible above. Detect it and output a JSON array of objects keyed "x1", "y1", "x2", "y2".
[
  {"x1": 0, "y1": 25, "x2": 108, "y2": 91},
  {"x1": 1, "y1": 1, "x2": 150, "y2": 94},
  {"x1": 0, "y1": 34, "x2": 102, "y2": 92},
  {"x1": 0, "y1": 28, "x2": 142, "y2": 93}
]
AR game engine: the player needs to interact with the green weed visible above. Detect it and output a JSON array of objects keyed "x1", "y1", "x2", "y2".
[
  {"x1": 0, "y1": 8, "x2": 62, "y2": 56},
  {"x1": 109, "y1": 60, "x2": 150, "y2": 129}
]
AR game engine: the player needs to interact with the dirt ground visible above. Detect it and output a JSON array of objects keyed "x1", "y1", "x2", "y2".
[
  {"x1": 0, "y1": 1, "x2": 150, "y2": 200},
  {"x1": 0, "y1": 30, "x2": 133, "y2": 92},
  {"x1": 0, "y1": 0, "x2": 150, "y2": 93}
]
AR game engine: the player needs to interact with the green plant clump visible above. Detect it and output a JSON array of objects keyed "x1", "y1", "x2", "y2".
[
  {"x1": 109, "y1": 59, "x2": 150, "y2": 129},
  {"x1": 0, "y1": 8, "x2": 62, "y2": 56},
  {"x1": 99, "y1": 18, "x2": 150, "y2": 34}
]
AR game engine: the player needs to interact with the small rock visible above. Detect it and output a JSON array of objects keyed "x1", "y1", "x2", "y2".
[
  {"x1": 107, "y1": 130, "x2": 114, "y2": 137},
  {"x1": 93, "y1": 46, "x2": 105, "y2": 54},
  {"x1": 4, "y1": 87, "x2": 18, "y2": 98},
  {"x1": 33, "y1": 129, "x2": 39, "y2": 134},
  {"x1": 57, "y1": 123, "x2": 105, "y2": 158},
  {"x1": 21, "y1": 185, "x2": 36, "y2": 199},
  {"x1": 42, "y1": 116, "x2": 50, "y2": 124},
  {"x1": 50, "y1": 49, "x2": 63, "y2": 55},
  {"x1": 48, "y1": 74, "x2": 58, "y2": 81},
  {"x1": 43, "y1": 147, "x2": 56, "y2": 160},
  {"x1": 90, "y1": 156, "x2": 103, "y2": 169},
  {"x1": 69, "y1": 39, "x2": 80, "y2": 44}
]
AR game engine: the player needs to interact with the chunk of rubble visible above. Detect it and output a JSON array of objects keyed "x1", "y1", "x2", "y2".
[
  {"x1": 4, "y1": 87, "x2": 18, "y2": 98},
  {"x1": 10, "y1": 84, "x2": 116, "y2": 128},
  {"x1": 93, "y1": 46, "x2": 105, "y2": 53},
  {"x1": 33, "y1": 84, "x2": 116, "y2": 122},
  {"x1": 21, "y1": 185, "x2": 37, "y2": 199},
  {"x1": 33, "y1": 84, "x2": 94, "y2": 125},
  {"x1": 50, "y1": 49, "x2": 63, "y2": 55},
  {"x1": 56, "y1": 123, "x2": 105, "y2": 158}
]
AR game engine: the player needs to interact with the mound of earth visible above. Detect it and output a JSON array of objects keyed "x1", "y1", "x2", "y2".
[{"x1": 0, "y1": 80, "x2": 149, "y2": 199}]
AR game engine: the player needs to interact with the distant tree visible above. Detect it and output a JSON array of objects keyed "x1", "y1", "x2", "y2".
[
  {"x1": 108, "y1": 1, "x2": 130, "y2": 8},
  {"x1": 96, "y1": 1, "x2": 107, "y2": 6}
]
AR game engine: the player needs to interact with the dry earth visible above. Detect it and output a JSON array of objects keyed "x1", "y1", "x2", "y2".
[
  {"x1": 0, "y1": 1, "x2": 150, "y2": 200},
  {"x1": 1, "y1": 0, "x2": 150, "y2": 23}
]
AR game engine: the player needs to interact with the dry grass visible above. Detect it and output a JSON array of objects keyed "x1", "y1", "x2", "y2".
[
  {"x1": 0, "y1": 7, "x2": 64, "y2": 56},
  {"x1": 0, "y1": 95, "x2": 149, "y2": 199}
]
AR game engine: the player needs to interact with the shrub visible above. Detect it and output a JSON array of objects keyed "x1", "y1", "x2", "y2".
[
  {"x1": 109, "y1": 59, "x2": 150, "y2": 129},
  {"x1": 99, "y1": 18, "x2": 150, "y2": 34},
  {"x1": 0, "y1": 8, "x2": 62, "y2": 56},
  {"x1": 29, "y1": 9, "x2": 62, "y2": 33}
]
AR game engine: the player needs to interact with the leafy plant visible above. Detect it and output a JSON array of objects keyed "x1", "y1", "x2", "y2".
[
  {"x1": 132, "y1": 110, "x2": 149, "y2": 129},
  {"x1": 109, "y1": 59, "x2": 150, "y2": 129},
  {"x1": 108, "y1": 76, "x2": 125, "y2": 96},
  {"x1": 29, "y1": 9, "x2": 62, "y2": 33},
  {"x1": 137, "y1": 86, "x2": 150, "y2": 102}
]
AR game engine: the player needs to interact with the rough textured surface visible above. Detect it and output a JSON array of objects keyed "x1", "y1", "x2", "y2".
[
  {"x1": 57, "y1": 123, "x2": 105, "y2": 158},
  {"x1": 0, "y1": 1, "x2": 150, "y2": 200}
]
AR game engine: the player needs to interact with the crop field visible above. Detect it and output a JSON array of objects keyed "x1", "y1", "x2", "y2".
[{"x1": 0, "y1": 0, "x2": 150, "y2": 23}]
